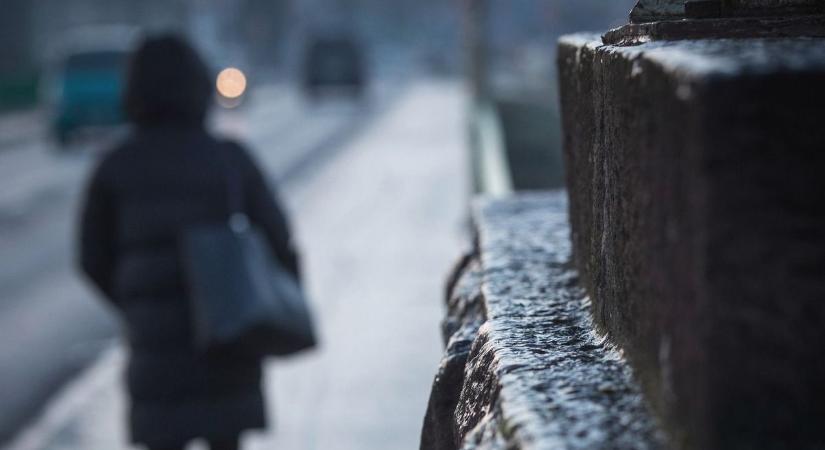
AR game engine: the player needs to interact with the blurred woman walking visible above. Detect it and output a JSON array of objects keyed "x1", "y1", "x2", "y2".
[{"x1": 78, "y1": 34, "x2": 300, "y2": 450}]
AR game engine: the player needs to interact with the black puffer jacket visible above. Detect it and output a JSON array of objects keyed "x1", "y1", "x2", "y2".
[{"x1": 79, "y1": 126, "x2": 299, "y2": 448}]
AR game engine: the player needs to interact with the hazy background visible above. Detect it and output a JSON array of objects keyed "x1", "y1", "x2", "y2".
[
  {"x1": 1, "y1": 0, "x2": 634, "y2": 110},
  {"x1": 0, "y1": 1, "x2": 634, "y2": 448}
]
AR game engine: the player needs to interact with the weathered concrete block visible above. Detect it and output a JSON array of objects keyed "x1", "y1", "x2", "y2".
[
  {"x1": 421, "y1": 193, "x2": 663, "y2": 450},
  {"x1": 726, "y1": 0, "x2": 825, "y2": 16},
  {"x1": 604, "y1": 15, "x2": 825, "y2": 45},
  {"x1": 558, "y1": 34, "x2": 825, "y2": 449},
  {"x1": 630, "y1": 0, "x2": 825, "y2": 24},
  {"x1": 631, "y1": 0, "x2": 685, "y2": 23},
  {"x1": 422, "y1": 255, "x2": 485, "y2": 450}
]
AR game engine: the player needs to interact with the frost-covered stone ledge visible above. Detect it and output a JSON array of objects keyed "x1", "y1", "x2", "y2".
[{"x1": 420, "y1": 192, "x2": 664, "y2": 450}]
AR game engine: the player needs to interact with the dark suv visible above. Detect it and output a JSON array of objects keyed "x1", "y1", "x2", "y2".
[{"x1": 302, "y1": 36, "x2": 366, "y2": 97}]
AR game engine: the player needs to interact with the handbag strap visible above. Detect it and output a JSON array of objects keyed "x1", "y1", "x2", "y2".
[{"x1": 216, "y1": 142, "x2": 251, "y2": 232}]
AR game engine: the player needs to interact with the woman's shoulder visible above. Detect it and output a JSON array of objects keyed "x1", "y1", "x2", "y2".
[
  {"x1": 216, "y1": 137, "x2": 251, "y2": 157},
  {"x1": 82, "y1": 139, "x2": 134, "y2": 193},
  {"x1": 95, "y1": 136, "x2": 139, "y2": 173},
  {"x1": 215, "y1": 138, "x2": 260, "y2": 170}
]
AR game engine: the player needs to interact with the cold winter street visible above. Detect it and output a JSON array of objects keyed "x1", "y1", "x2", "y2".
[
  {"x1": 0, "y1": 79, "x2": 406, "y2": 443},
  {"x1": 1, "y1": 80, "x2": 467, "y2": 450},
  {"x1": 9, "y1": 1, "x2": 813, "y2": 449}
]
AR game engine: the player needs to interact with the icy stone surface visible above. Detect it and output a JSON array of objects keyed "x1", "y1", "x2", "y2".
[
  {"x1": 598, "y1": 34, "x2": 825, "y2": 74},
  {"x1": 631, "y1": 0, "x2": 685, "y2": 23},
  {"x1": 422, "y1": 192, "x2": 664, "y2": 450},
  {"x1": 630, "y1": 0, "x2": 823, "y2": 23},
  {"x1": 421, "y1": 256, "x2": 485, "y2": 450}
]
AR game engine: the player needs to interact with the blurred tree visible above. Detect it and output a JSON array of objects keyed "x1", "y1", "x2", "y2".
[
  {"x1": 0, "y1": 0, "x2": 37, "y2": 110},
  {"x1": 0, "y1": 0, "x2": 33, "y2": 74},
  {"x1": 27, "y1": 0, "x2": 189, "y2": 65},
  {"x1": 242, "y1": 0, "x2": 290, "y2": 74}
]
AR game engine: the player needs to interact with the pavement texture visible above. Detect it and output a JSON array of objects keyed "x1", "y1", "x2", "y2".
[
  {"x1": 6, "y1": 80, "x2": 467, "y2": 450},
  {"x1": 0, "y1": 109, "x2": 46, "y2": 149}
]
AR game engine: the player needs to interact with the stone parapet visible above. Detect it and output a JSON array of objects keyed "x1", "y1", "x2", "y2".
[
  {"x1": 421, "y1": 193, "x2": 663, "y2": 450},
  {"x1": 558, "y1": 33, "x2": 825, "y2": 448}
]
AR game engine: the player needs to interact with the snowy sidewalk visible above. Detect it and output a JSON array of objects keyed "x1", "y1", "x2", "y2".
[
  {"x1": 0, "y1": 109, "x2": 47, "y2": 149},
  {"x1": 6, "y1": 80, "x2": 468, "y2": 450}
]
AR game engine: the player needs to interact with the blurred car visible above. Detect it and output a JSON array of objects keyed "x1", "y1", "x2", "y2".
[
  {"x1": 45, "y1": 26, "x2": 137, "y2": 147},
  {"x1": 302, "y1": 36, "x2": 366, "y2": 98},
  {"x1": 52, "y1": 48, "x2": 129, "y2": 145}
]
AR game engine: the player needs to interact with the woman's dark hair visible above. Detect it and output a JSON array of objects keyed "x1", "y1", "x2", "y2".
[{"x1": 123, "y1": 34, "x2": 212, "y2": 127}]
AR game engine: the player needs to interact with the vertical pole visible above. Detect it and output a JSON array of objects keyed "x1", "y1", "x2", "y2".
[{"x1": 464, "y1": 0, "x2": 489, "y2": 103}]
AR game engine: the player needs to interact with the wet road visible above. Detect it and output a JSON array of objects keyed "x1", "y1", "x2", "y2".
[{"x1": 0, "y1": 83, "x2": 390, "y2": 444}]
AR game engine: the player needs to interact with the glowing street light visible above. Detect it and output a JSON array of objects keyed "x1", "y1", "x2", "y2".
[{"x1": 216, "y1": 67, "x2": 247, "y2": 99}]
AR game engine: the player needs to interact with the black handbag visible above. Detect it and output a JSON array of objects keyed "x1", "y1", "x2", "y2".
[{"x1": 180, "y1": 146, "x2": 316, "y2": 358}]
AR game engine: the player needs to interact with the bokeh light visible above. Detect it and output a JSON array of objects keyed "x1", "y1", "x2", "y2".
[{"x1": 216, "y1": 67, "x2": 247, "y2": 99}]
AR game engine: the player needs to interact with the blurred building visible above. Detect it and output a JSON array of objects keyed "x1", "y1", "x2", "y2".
[
  {"x1": 2, "y1": 0, "x2": 289, "y2": 71},
  {"x1": 0, "y1": 0, "x2": 193, "y2": 110},
  {"x1": 484, "y1": 0, "x2": 636, "y2": 102},
  {"x1": 0, "y1": 0, "x2": 466, "y2": 109},
  {"x1": 29, "y1": 0, "x2": 189, "y2": 63}
]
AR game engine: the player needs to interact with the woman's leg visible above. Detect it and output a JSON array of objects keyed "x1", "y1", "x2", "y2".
[{"x1": 209, "y1": 437, "x2": 240, "y2": 450}]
